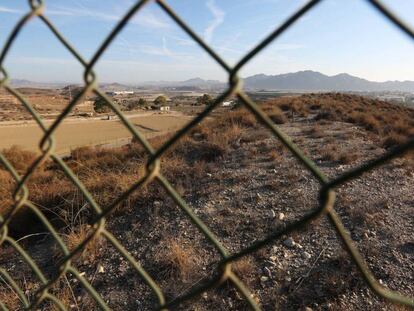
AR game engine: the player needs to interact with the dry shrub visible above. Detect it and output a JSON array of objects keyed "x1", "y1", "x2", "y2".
[
  {"x1": 269, "y1": 110, "x2": 287, "y2": 124},
  {"x1": 382, "y1": 133, "x2": 408, "y2": 149},
  {"x1": 70, "y1": 146, "x2": 96, "y2": 161},
  {"x1": 61, "y1": 225, "x2": 104, "y2": 263},
  {"x1": 338, "y1": 152, "x2": 358, "y2": 164},
  {"x1": 306, "y1": 124, "x2": 324, "y2": 138},
  {"x1": 347, "y1": 112, "x2": 381, "y2": 133},
  {"x1": 210, "y1": 123, "x2": 243, "y2": 149},
  {"x1": 2, "y1": 107, "x2": 254, "y2": 237},
  {"x1": 265, "y1": 93, "x2": 412, "y2": 155},
  {"x1": 314, "y1": 110, "x2": 338, "y2": 121},
  {"x1": 261, "y1": 102, "x2": 288, "y2": 124},
  {"x1": 232, "y1": 256, "x2": 256, "y2": 286},
  {"x1": 52, "y1": 282, "x2": 75, "y2": 311},
  {"x1": 190, "y1": 124, "x2": 210, "y2": 141},
  {"x1": 174, "y1": 139, "x2": 225, "y2": 163},
  {"x1": 269, "y1": 150, "x2": 281, "y2": 162},
  {"x1": 225, "y1": 110, "x2": 257, "y2": 128},
  {"x1": 48, "y1": 276, "x2": 96, "y2": 311},
  {"x1": 0, "y1": 169, "x2": 15, "y2": 215},
  {"x1": 0, "y1": 287, "x2": 22, "y2": 310},
  {"x1": 154, "y1": 238, "x2": 199, "y2": 282},
  {"x1": 1, "y1": 145, "x2": 37, "y2": 172},
  {"x1": 321, "y1": 144, "x2": 339, "y2": 162}
]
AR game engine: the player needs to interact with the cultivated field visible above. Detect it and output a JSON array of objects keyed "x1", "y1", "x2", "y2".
[{"x1": 0, "y1": 112, "x2": 191, "y2": 155}]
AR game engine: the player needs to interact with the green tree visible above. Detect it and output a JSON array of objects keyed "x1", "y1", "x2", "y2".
[
  {"x1": 138, "y1": 98, "x2": 148, "y2": 107},
  {"x1": 93, "y1": 97, "x2": 111, "y2": 113},
  {"x1": 154, "y1": 95, "x2": 167, "y2": 106},
  {"x1": 196, "y1": 94, "x2": 213, "y2": 106},
  {"x1": 128, "y1": 98, "x2": 147, "y2": 110}
]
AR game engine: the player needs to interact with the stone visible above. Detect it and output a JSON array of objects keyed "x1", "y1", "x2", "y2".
[
  {"x1": 260, "y1": 276, "x2": 269, "y2": 282},
  {"x1": 98, "y1": 264, "x2": 105, "y2": 273},
  {"x1": 302, "y1": 251, "x2": 311, "y2": 259},
  {"x1": 283, "y1": 237, "x2": 296, "y2": 248},
  {"x1": 278, "y1": 213, "x2": 285, "y2": 220}
]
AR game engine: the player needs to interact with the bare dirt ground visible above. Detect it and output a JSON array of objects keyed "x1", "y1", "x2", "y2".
[
  {"x1": 92, "y1": 117, "x2": 413, "y2": 311},
  {"x1": 0, "y1": 112, "x2": 192, "y2": 155}
]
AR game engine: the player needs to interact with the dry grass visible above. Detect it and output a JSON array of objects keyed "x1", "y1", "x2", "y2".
[
  {"x1": 0, "y1": 280, "x2": 40, "y2": 311},
  {"x1": 1, "y1": 94, "x2": 411, "y2": 236},
  {"x1": 225, "y1": 110, "x2": 257, "y2": 128},
  {"x1": 265, "y1": 93, "x2": 413, "y2": 150},
  {"x1": 59, "y1": 224, "x2": 104, "y2": 263},
  {"x1": 154, "y1": 238, "x2": 199, "y2": 283},
  {"x1": 0, "y1": 286, "x2": 22, "y2": 310},
  {"x1": 306, "y1": 124, "x2": 324, "y2": 138},
  {"x1": 338, "y1": 152, "x2": 359, "y2": 164},
  {"x1": 232, "y1": 256, "x2": 256, "y2": 287},
  {"x1": 52, "y1": 281, "x2": 76, "y2": 311},
  {"x1": 0, "y1": 93, "x2": 412, "y2": 309},
  {"x1": 320, "y1": 144, "x2": 339, "y2": 162},
  {"x1": 0, "y1": 145, "x2": 37, "y2": 172},
  {"x1": 269, "y1": 150, "x2": 282, "y2": 162}
]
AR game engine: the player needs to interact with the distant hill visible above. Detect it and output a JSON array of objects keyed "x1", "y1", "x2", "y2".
[
  {"x1": 139, "y1": 77, "x2": 225, "y2": 90},
  {"x1": 10, "y1": 79, "x2": 67, "y2": 89},
  {"x1": 243, "y1": 71, "x2": 414, "y2": 92},
  {"x1": 10, "y1": 71, "x2": 414, "y2": 92}
]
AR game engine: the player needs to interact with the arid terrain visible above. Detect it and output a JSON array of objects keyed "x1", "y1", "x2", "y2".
[
  {"x1": 0, "y1": 93, "x2": 413, "y2": 310},
  {"x1": 0, "y1": 112, "x2": 192, "y2": 156}
]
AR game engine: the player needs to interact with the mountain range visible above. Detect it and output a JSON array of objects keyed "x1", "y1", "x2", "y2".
[
  {"x1": 243, "y1": 71, "x2": 414, "y2": 92},
  {"x1": 138, "y1": 77, "x2": 224, "y2": 90},
  {"x1": 10, "y1": 71, "x2": 414, "y2": 92}
]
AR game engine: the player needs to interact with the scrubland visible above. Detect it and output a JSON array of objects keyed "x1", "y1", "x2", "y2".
[{"x1": 0, "y1": 93, "x2": 413, "y2": 310}]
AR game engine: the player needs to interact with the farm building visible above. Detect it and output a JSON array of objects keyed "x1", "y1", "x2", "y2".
[
  {"x1": 159, "y1": 106, "x2": 170, "y2": 111},
  {"x1": 106, "y1": 91, "x2": 134, "y2": 96}
]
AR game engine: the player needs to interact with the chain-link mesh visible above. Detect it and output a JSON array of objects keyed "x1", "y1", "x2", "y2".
[{"x1": 0, "y1": 0, "x2": 413, "y2": 310}]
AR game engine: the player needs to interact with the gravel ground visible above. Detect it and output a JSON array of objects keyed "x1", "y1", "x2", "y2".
[{"x1": 1, "y1": 115, "x2": 412, "y2": 310}]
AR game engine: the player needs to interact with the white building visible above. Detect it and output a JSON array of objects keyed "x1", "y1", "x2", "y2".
[
  {"x1": 377, "y1": 95, "x2": 405, "y2": 103},
  {"x1": 106, "y1": 91, "x2": 134, "y2": 96},
  {"x1": 222, "y1": 101, "x2": 234, "y2": 107}
]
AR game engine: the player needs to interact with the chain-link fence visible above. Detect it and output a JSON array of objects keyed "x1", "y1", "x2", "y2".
[{"x1": 0, "y1": 0, "x2": 413, "y2": 310}]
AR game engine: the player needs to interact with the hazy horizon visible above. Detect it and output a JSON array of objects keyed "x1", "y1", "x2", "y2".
[
  {"x1": 8, "y1": 69, "x2": 414, "y2": 86},
  {"x1": 1, "y1": 0, "x2": 413, "y2": 84}
]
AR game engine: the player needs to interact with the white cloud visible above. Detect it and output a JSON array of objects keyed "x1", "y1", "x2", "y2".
[
  {"x1": 272, "y1": 43, "x2": 304, "y2": 51},
  {"x1": 167, "y1": 35, "x2": 196, "y2": 47},
  {"x1": 8, "y1": 56, "x2": 78, "y2": 65},
  {"x1": 204, "y1": 0, "x2": 225, "y2": 43},
  {"x1": 0, "y1": 6, "x2": 22, "y2": 14},
  {"x1": 138, "y1": 37, "x2": 172, "y2": 57},
  {"x1": 45, "y1": 5, "x2": 171, "y2": 29}
]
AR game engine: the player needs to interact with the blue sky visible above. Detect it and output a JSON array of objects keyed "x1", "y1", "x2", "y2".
[{"x1": 0, "y1": 0, "x2": 413, "y2": 83}]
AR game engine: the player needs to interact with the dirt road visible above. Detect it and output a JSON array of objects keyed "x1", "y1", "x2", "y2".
[{"x1": 0, "y1": 112, "x2": 191, "y2": 155}]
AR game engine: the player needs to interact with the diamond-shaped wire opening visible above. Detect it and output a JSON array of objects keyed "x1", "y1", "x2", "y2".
[
  {"x1": 332, "y1": 161, "x2": 414, "y2": 294},
  {"x1": 0, "y1": 268, "x2": 30, "y2": 310},
  {"x1": 162, "y1": 0, "x2": 315, "y2": 68},
  {"x1": 0, "y1": 236, "x2": 48, "y2": 306}
]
